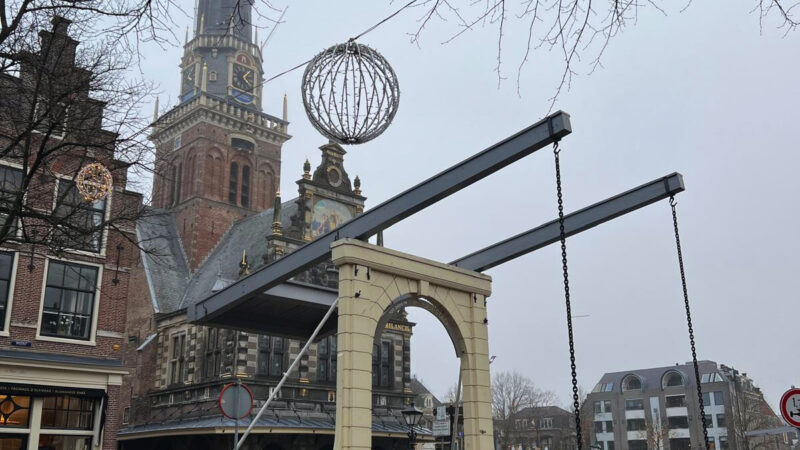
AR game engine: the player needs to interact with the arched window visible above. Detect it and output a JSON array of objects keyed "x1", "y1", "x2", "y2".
[
  {"x1": 228, "y1": 162, "x2": 238, "y2": 204},
  {"x1": 241, "y1": 165, "x2": 250, "y2": 208},
  {"x1": 662, "y1": 371, "x2": 685, "y2": 388},
  {"x1": 169, "y1": 165, "x2": 177, "y2": 206},
  {"x1": 174, "y1": 163, "x2": 182, "y2": 205},
  {"x1": 622, "y1": 374, "x2": 643, "y2": 392}
]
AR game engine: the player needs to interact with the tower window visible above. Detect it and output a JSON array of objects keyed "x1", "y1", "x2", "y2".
[
  {"x1": 209, "y1": 71, "x2": 217, "y2": 82},
  {"x1": 241, "y1": 166, "x2": 250, "y2": 208},
  {"x1": 228, "y1": 162, "x2": 238, "y2": 204},
  {"x1": 175, "y1": 163, "x2": 182, "y2": 204},
  {"x1": 231, "y1": 138, "x2": 254, "y2": 152}
]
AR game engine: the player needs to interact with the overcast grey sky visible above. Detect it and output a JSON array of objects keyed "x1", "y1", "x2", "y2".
[{"x1": 139, "y1": 1, "x2": 799, "y2": 410}]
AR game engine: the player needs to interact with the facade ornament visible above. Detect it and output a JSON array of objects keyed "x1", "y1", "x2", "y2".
[
  {"x1": 302, "y1": 158, "x2": 311, "y2": 180},
  {"x1": 239, "y1": 249, "x2": 250, "y2": 276},
  {"x1": 353, "y1": 176, "x2": 361, "y2": 196},
  {"x1": 271, "y1": 191, "x2": 283, "y2": 236}
]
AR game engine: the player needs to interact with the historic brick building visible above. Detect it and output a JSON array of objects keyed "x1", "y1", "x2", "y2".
[
  {"x1": 118, "y1": 2, "x2": 421, "y2": 449},
  {"x1": 496, "y1": 406, "x2": 576, "y2": 450},
  {"x1": 0, "y1": 17, "x2": 142, "y2": 450}
]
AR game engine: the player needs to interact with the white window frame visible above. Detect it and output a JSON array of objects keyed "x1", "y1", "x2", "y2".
[
  {"x1": 35, "y1": 257, "x2": 103, "y2": 346},
  {"x1": 0, "y1": 251, "x2": 19, "y2": 337},
  {"x1": 169, "y1": 331, "x2": 187, "y2": 385},
  {"x1": 0, "y1": 395, "x2": 99, "y2": 450},
  {"x1": 0, "y1": 160, "x2": 28, "y2": 242},
  {"x1": 51, "y1": 174, "x2": 112, "y2": 257},
  {"x1": 32, "y1": 99, "x2": 68, "y2": 140}
]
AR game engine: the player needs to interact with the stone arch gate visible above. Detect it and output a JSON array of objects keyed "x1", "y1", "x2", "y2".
[{"x1": 331, "y1": 239, "x2": 494, "y2": 450}]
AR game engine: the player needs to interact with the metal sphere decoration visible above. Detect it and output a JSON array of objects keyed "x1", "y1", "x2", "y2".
[
  {"x1": 76, "y1": 163, "x2": 113, "y2": 202},
  {"x1": 301, "y1": 41, "x2": 400, "y2": 145}
]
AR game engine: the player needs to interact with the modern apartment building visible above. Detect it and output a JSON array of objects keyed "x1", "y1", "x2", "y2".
[{"x1": 586, "y1": 361, "x2": 789, "y2": 450}]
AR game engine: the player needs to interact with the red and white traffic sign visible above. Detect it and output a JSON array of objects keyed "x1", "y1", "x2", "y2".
[{"x1": 780, "y1": 388, "x2": 800, "y2": 427}]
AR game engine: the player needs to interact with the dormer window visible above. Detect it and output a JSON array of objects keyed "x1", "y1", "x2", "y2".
[
  {"x1": 622, "y1": 374, "x2": 643, "y2": 392},
  {"x1": 663, "y1": 371, "x2": 685, "y2": 388}
]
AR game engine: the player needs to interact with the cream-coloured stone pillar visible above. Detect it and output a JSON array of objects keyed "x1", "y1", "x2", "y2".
[{"x1": 331, "y1": 239, "x2": 494, "y2": 450}]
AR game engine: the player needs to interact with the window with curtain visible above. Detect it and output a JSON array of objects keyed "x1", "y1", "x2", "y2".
[{"x1": 40, "y1": 261, "x2": 98, "y2": 340}]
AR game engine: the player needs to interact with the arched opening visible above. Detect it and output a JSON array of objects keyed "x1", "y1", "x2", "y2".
[
  {"x1": 622, "y1": 374, "x2": 643, "y2": 392},
  {"x1": 662, "y1": 370, "x2": 685, "y2": 388},
  {"x1": 372, "y1": 294, "x2": 467, "y2": 439}
]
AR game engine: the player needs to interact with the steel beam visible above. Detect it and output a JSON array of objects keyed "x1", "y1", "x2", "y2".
[
  {"x1": 450, "y1": 173, "x2": 685, "y2": 272},
  {"x1": 190, "y1": 111, "x2": 571, "y2": 323}
]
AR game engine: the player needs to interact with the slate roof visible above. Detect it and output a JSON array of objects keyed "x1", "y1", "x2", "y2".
[
  {"x1": 136, "y1": 199, "x2": 298, "y2": 314},
  {"x1": 592, "y1": 360, "x2": 722, "y2": 392},
  {"x1": 119, "y1": 411, "x2": 432, "y2": 436},
  {"x1": 410, "y1": 378, "x2": 443, "y2": 408},
  {"x1": 136, "y1": 210, "x2": 190, "y2": 313}
]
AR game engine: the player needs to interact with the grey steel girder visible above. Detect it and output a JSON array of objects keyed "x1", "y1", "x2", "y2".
[
  {"x1": 450, "y1": 173, "x2": 685, "y2": 272},
  {"x1": 189, "y1": 111, "x2": 572, "y2": 323},
  {"x1": 190, "y1": 172, "x2": 685, "y2": 335}
]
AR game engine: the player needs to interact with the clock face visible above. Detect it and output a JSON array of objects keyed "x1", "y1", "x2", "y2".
[
  {"x1": 232, "y1": 63, "x2": 255, "y2": 93},
  {"x1": 182, "y1": 64, "x2": 196, "y2": 93}
]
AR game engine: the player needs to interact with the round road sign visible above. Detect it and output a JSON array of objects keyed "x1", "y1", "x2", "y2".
[
  {"x1": 779, "y1": 388, "x2": 800, "y2": 427},
  {"x1": 219, "y1": 382, "x2": 254, "y2": 420}
]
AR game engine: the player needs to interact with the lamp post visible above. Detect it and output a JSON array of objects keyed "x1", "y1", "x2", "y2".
[{"x1": 402, "y1": 402, "x2": 424, "y2": 449}]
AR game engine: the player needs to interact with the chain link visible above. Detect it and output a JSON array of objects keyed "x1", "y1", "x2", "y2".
[
  {"x1": 553, "y1": 142, "x2": 583, "y2": 450},
  {"x1": 670, "y1": 196, "x2": 710, "y2": 450}
]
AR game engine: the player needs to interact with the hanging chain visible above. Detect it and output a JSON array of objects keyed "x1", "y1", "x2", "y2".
[
  {"x1": 553, "y1": 142, "x2": 583, "y2": 450},
  {"x1": 670, "y1": 196, "x2": 710, "y2": 450}
]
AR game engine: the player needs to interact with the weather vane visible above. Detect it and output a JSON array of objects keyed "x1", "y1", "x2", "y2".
[{"x1": 301, "y1": 41, "x2": 400, "y2": 145}]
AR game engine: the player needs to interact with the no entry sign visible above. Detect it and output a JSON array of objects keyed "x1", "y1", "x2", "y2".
[
  {"x1": 219, "y1": 382, "x2": 254, "y2": 420},
  {"x1": 780, "y1": 388, "x2": 800, "y2": 427}
]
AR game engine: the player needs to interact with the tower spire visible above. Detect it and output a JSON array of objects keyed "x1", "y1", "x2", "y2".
[{"x1": 195, "y1": 0, "x2": 254, "y2": 42}]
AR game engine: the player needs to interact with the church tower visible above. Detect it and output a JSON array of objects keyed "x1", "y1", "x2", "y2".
[{"x1": 150, "y1": 0, "x2": 290, "y2": 270}]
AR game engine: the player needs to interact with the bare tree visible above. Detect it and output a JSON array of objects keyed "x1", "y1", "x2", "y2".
[
  {"x1": 492, "y1": 370, "x2": 558, "y2": 450},
  {"x1": 407, "y1": 0, "x2": 799, "y2": 107},
  {"x1": 730, "y1": 387, "x2": 786, "y2": 450},
  {"x1": 639, "y1": 417, "x2": 671, "y2": 450},
  {"x1": 0, "y1": 4, "x2": 172, "y2": 255}
]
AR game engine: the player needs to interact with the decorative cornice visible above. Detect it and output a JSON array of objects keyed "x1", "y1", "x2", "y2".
[{"x1": 151, "y1": 93, "x2": 289, "y2": 145}]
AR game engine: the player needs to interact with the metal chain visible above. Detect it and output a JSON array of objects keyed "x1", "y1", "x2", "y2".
[
  {"x1": 669, "y1": 196, "x2": 710, "y2": 450},
  {"x1": 553, "y1": 142, "x2": 583, "y2": 450}
]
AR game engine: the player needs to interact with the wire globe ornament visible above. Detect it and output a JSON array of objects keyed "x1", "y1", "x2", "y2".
[
  {"x1": 301, "y1": 41, "x2": 400, "y2": 145},
  {"x1": 76, "y1": 163, "x2": 113, "y2": 202}
]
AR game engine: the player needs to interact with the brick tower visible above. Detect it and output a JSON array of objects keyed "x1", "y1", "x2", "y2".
[{"x1": 150, "y1": 0, "x2": 290, "y2": 270}]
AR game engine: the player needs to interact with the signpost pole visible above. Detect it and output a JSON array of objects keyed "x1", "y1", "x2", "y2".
[
  {"x1": 451, "y1": 356, "x2": 463, "y2": 450},
  {"x1": 234, "y1": 377, "x2": 240, "y2": 450}
]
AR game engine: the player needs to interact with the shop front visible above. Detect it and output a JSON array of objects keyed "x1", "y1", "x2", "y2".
[{"x1": 0, "y1": 351, "x2": 125, "y2": 450}]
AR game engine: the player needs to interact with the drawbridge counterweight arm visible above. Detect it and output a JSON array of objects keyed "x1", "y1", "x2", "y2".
[
  {"x1": 451, "y1": 173, "x2": 685, "y2": 272},
  {"x1": 191, "y1": 111, "x2": 571, "y2": 323}
]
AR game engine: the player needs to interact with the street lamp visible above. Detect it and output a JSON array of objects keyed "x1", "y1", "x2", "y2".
[{"x1": 402, "y1": 402, "x2": 424, "y2": 449}]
